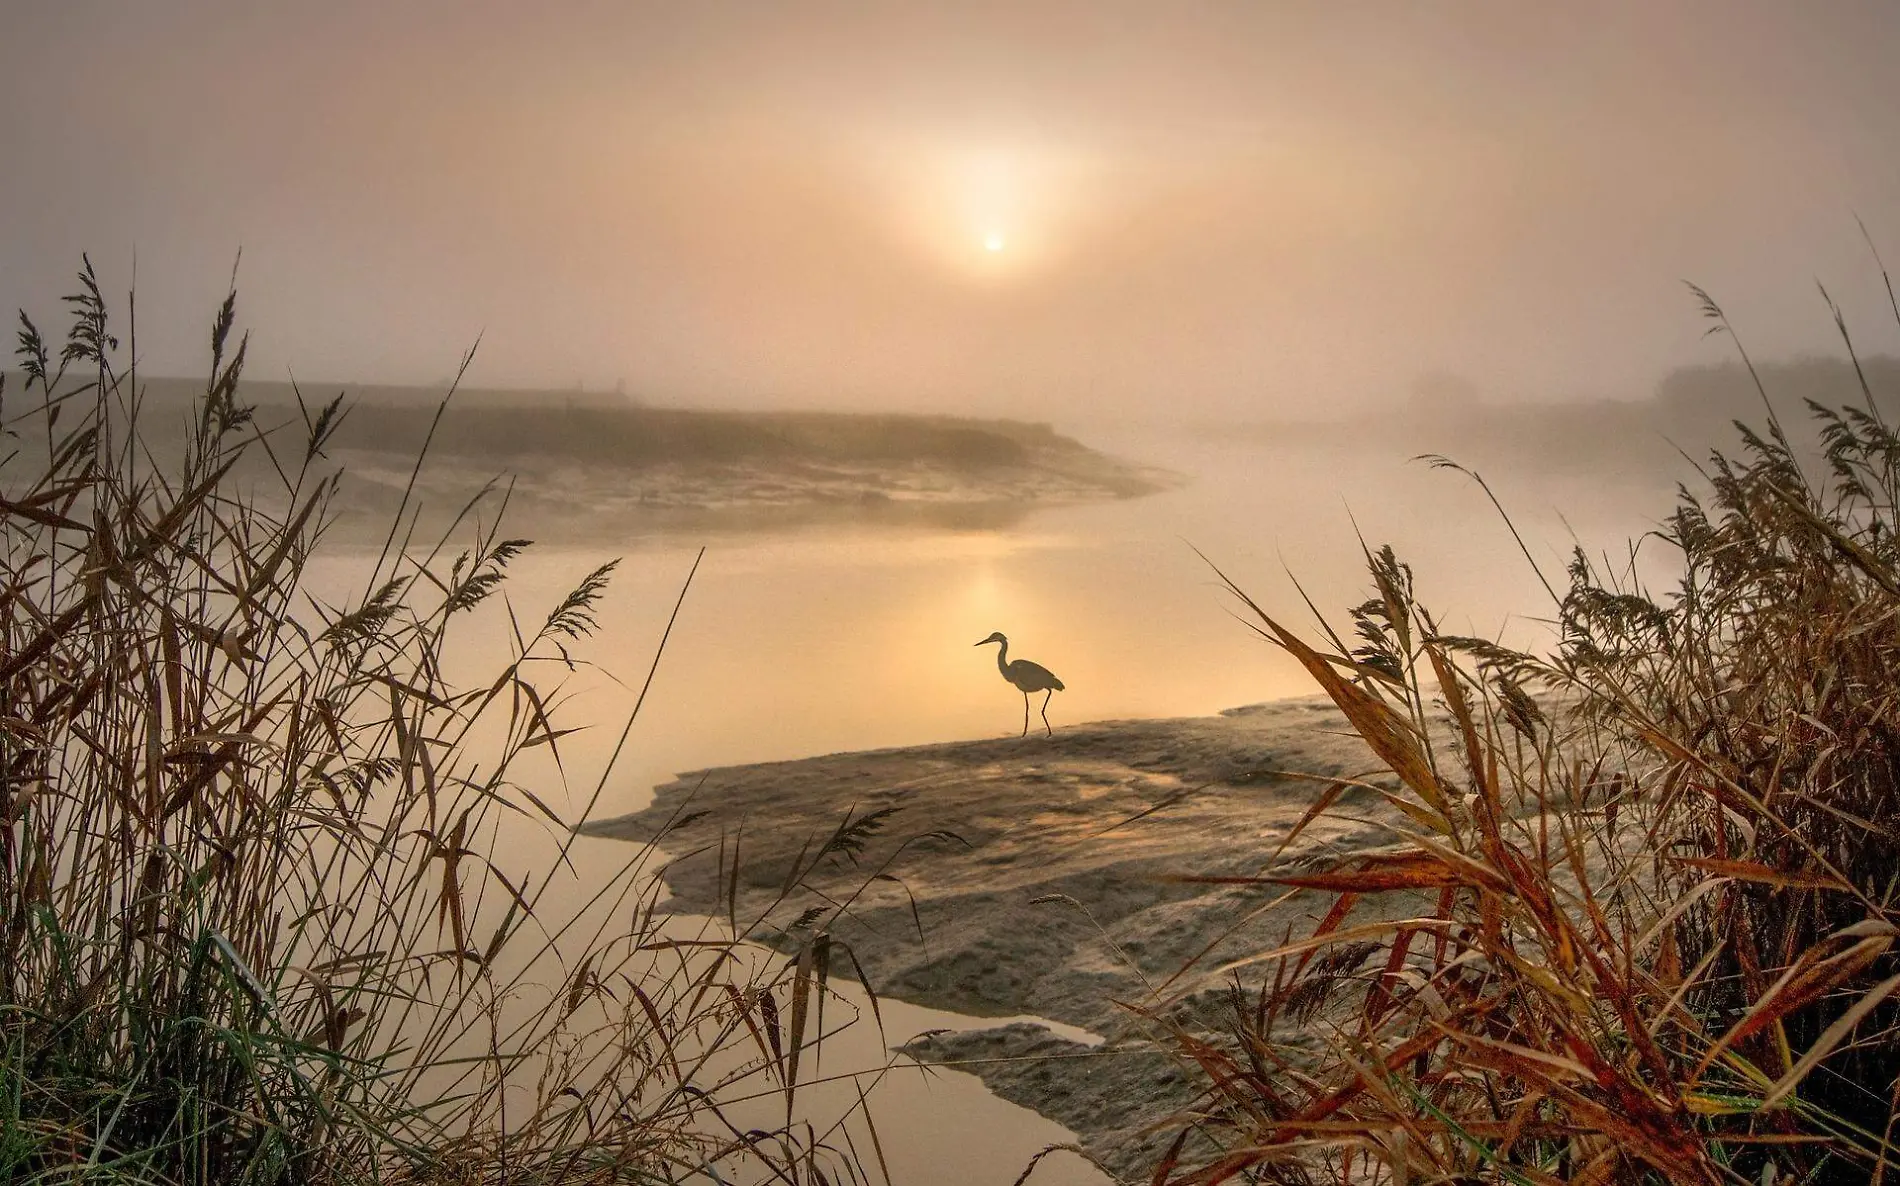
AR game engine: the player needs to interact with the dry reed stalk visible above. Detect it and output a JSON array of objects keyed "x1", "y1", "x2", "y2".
[
  {"x1": 0, "y1": 262, "x2": 879, "y2": 1185},
  {"x1": 1146, "y1": 280, "x2": 1900, "y2": 1185}
]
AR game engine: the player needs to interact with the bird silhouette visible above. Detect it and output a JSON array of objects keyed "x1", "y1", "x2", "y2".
[{"x1": 974, "y1": 631, "x2": 1064, "y2": 737}]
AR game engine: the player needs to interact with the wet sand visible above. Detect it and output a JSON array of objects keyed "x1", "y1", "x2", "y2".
[{"x1": 584, "y1": 697, "x2": 1425, "y2": 1176}]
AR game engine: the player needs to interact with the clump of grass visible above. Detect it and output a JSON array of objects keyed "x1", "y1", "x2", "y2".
[
  {"x1": 0, "y1": 261, "x2": 870, "y2": 1184},
  {"x1": 1146, "y1": 282, "x2": 1900, "y2": 1184}
]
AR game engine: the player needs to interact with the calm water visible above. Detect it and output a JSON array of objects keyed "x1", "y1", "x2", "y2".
[
  {"x1": 471, "y1": 420, "x2": 1674, "y2": 806},
  {"x1": 312, "y1": 420, "x2": 1675, "y2": 1185}
]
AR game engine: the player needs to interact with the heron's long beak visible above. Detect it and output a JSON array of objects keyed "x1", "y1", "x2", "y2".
[{"x1": 972, "y1": 639, "x2": 987, "y2": 646}]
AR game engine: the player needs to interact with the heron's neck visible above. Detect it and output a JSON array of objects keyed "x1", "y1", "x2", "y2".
[{"x1": 994, "y1": 639, "x2": 1009, "y2": 675}]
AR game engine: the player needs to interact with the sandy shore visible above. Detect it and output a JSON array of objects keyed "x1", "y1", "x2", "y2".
[{"x1": 584, "y1": 697, "x2": 1427, "y2": 1177}]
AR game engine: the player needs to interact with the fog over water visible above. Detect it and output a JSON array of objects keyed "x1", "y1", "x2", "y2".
[
  {"x1": 409, "y1": 422, "x2": 1670, "y2": 826},
  {"x1": 8, "y1": 5, "x2": 1900, "y2": 1181}
]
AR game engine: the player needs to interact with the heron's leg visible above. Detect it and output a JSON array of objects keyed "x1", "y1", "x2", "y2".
[
  {"x1": 1041, "y1": 689, "x2": 1053, "y2": 736},
  {"x1": 1021, "y1": 692, "x2": 1030, "y2": 738}
]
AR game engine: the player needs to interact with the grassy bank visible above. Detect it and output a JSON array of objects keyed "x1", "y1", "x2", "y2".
[
  {"x1": 0, "y1": 374, "x2": 1168, "y2": 544},
  {"x1": 16, "y1": 374, "x2": 1122, "y2": 474}
]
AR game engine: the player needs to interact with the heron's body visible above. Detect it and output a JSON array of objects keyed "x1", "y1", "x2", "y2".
[{"x1": 975, "y1": 632, "x2": 1064, "y2": 736}]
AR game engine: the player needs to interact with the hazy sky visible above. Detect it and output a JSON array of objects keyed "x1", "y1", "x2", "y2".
[{"x1": 4, "y1": 1, "x2": 1900, "y2": 418}]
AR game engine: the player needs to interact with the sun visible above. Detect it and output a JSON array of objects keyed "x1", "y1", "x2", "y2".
[{"x1": 886, "y1": 141, "x2": 1088, "y2": 278}]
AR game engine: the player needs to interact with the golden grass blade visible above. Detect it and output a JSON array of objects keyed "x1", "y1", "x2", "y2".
[{"x1": 1762, "y1": 972, "x2": 1900, "y2": 1110}]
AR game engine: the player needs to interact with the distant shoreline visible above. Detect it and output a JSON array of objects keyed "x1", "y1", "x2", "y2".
[{"x1": 9, "y1": 375, "x2": 1181, "y2": 540}]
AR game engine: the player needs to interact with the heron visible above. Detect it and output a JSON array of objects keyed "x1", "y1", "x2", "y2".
[{"x1": 974, "y1": 631, "x2": 1065, "y2": 737}]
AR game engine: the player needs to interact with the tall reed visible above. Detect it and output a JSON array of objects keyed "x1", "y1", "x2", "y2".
[
  {"x1": 0, "y1": 262, "x2": 867, "y2": 1184},
  {"x1": 1147, "y1": 283, "x2": 1900, "y2": 1184}
]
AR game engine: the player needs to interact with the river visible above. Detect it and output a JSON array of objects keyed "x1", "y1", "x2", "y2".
[{"x1": 309, "y1": 417, "x2": 1677, "y2": 1185}]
